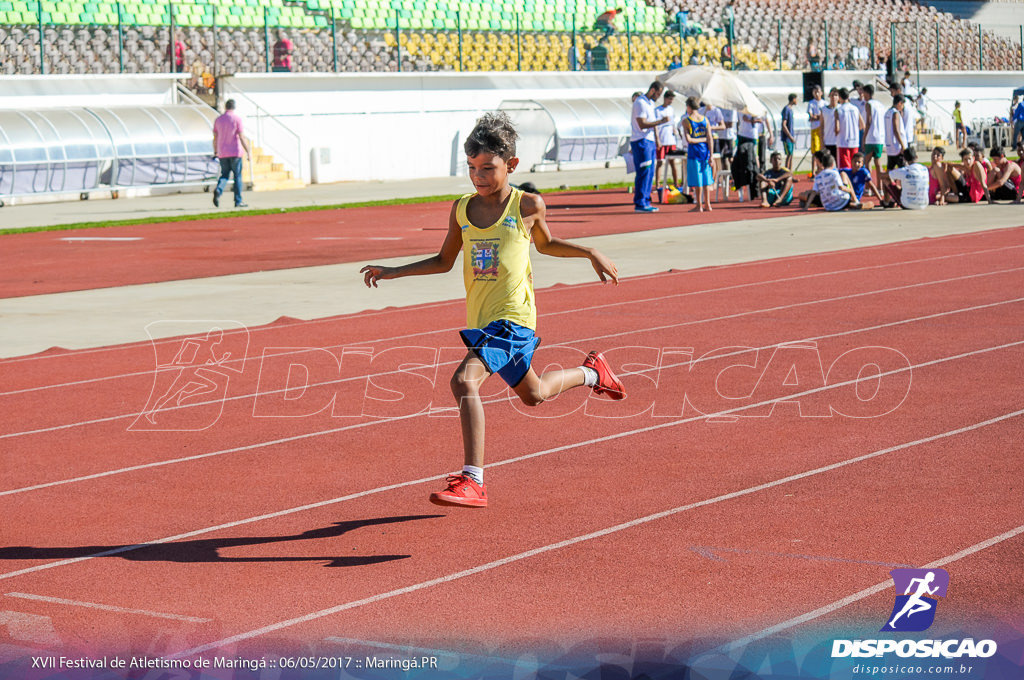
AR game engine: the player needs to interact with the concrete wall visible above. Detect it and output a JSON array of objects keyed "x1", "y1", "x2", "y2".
[
  {"x1": 220, "y1": 68, "x2": 1024, "y2": 183},
  {"x1": 2, "y1": 69, "x2": 1021, "y2": 187},
  {"x1": 0, "y1": 74, "x2": 184, "y2": 110}
]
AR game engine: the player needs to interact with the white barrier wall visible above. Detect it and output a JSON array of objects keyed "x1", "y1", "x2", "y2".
[
  {"x1": 221, "y1": 68, "x2": 1024, "y2": 183},
  {"x1": 2, "y1": 70, "x2": 1020, "y2": 186},
  {"x1": 0, "y1": 74, "x2": 184, "y2": 110},
  {"x1": 220, "y1": 70, "x2": 807, "y2": 184}
]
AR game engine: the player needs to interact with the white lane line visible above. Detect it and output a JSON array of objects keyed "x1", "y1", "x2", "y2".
[
  {"x1": 57, "y1": 237, "x2": 144, "y2": 242},
  {"x1": 1, "y1": 339, "x2": 1020, "y2": 583},
  {"x1": 3, "y1": 259, "x2": 1021, "y2": 434},
  {"x1": 4, "y1": 242, "x2": 1021, "y2": 392},
  {"x1": 169, "y1": 408, "x2": 1024, "y2": 658},
  {"x1": 5, "y1": 592, "x2": 211, "y2": 623},
  {"x1": 312, "y1": 237, "x2": 402, "y2": 241},
  {"x1": 2, "y1": 296, "x2": 1021, "y2": 499},
  {"x1": 713, "y1": 522, "x2": 1024, "y2": 654}
]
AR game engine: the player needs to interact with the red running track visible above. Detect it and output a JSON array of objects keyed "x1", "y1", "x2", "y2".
[
  {"x1": 0, "y1": 225, "x2": 1022, "y2": 670},
  {"x1": 0, "y1": 191, "x2": 790, "y2": 298}
]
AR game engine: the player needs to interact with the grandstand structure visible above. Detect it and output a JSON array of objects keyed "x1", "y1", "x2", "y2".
[{"x1": 2, "y1": 0, "x2": 1020, "y2": 76}]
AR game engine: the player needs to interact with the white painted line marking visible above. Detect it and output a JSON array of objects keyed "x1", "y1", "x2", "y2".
[
  {"x1": 2, "y1": 240, "x2": 1019, "y2": 380},
  {"x1": 169, "y1": 408, "x2": 1024, "y2": 657},
  {"x1": 312, "y1": 237, "x2": 402, "y2": 241},
  {"x1": 6, "y1": 592, "x2": 211, "y2": 623},
  {"x1": 57, "y1": 237, "x2": 144, "y2": 242},
  {"x1": 714, "y1": 522, "x2": 1024, "y2": 654},
  {"x1": 0, "y1": 289, "x2": 1018, "y2": 498},
  {"x1": 3, "y1": 263, "x2": 1022, "y2": 441},
  {"x1": 1, "y1": 340, "x2": 1020, "y2": 583}
]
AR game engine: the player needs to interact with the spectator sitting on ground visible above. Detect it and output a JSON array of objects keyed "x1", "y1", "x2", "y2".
[
  {"x1": 882, "y1": 146, "x2": 929, "y2": 210},
  {"x1": 757, "y1": 151, "x2": 793, "y2": 208},
  {"x1": 956, "y1": 148, "x2": 991, "y2": 204},
  {"x1": 840, "y1": 152, "x2": 881, "y2": 204},
  {"x1": 801, "y1": 150, "x2": 858, "y2": 211},
  {"x1": 928, "y1": 147, "x2": 961, "y2": 206},
  {"x1": 986, "y1": 146, "x2": 1022, "y2": 201}
]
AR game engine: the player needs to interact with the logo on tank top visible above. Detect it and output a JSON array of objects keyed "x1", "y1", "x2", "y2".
[
  {"x1": 471, "y1": 240, "x2": 500, "y2": 280},
  {"x1": 502, "y1": 215, "x2": 518, "y2": 231}
]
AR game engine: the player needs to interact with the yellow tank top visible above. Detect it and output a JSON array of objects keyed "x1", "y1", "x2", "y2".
[{"x1": 458, "y1": 187, "x2": 536, "y2": 330}]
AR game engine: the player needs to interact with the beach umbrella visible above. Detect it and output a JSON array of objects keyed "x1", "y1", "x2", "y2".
[{"x1": 657, "y1": 64, "x2": 767, "y2": 116}]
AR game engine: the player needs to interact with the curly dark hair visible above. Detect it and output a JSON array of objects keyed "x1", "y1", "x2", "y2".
[{"x1": 464, "y1": 111, "x2": 519, "y2": 160}]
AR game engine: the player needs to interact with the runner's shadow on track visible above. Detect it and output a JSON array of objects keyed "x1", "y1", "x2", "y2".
[{"x1": 0, "y1": 515, "x2": 442, "y2": 568}]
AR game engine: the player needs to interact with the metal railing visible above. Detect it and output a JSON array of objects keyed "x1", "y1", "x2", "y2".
[{"x1": 220, "y1": 82, "x2": 301, "y2": 178}]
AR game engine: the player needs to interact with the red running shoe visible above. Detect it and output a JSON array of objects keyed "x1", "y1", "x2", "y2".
[
  {"x1": 429, "y1": 474, "x2": 488, "y2": 508},
  {"x1": 583, "y1": 351, "x2": 626, "y2": 400}
]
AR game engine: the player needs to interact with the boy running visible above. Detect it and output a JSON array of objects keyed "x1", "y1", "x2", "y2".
[{"x1": 361, "y1": 113, "x2": 624, "y2": 508}]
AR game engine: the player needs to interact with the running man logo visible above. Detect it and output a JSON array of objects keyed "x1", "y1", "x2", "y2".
[
  {"x1": 131, "y1": 321, "x2": 249, "y2": 432},
  {"x1": 881, "y1": 568, "x2": 950, "y2": 632}
]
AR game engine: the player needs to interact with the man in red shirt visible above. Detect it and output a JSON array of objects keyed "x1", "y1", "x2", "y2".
[
  {"x1": 168, "y1": 31, "x2": 185, "y2": 72},
  {"x1": 594, "y1": 8, "x2": 621, "y2": 37},
  {"x1": 272, "y1": 31, "x2": 295, "y2": 72}
]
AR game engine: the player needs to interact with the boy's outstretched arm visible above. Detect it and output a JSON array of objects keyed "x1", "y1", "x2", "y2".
[
  {"x1": 523, "y1": 193, "x2": 619, "y2": 284},
  {"x1": 361, "y1": 200, "x2": 463, "y2": 287}
]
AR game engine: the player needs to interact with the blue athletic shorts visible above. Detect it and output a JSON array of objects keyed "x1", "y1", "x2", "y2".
[{"x1": 459, "y1": 319, "x2": 540, "y2": 387}]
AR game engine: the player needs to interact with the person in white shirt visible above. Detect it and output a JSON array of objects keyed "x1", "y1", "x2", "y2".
[
  {"x1": 861, "y1": 84, "x2": 886, "y2": 184},
  {"x1": 807, "y1": 85, "x2": 824, "y2": 158},
  {"x1": 654, "y1": 91, "x2": 679, "y2": 189},
  {"x1": 822, "y1": 87, "x2": 839, "y2": 161},
  {"x1": 719, "y1": 108, "x2": 736, "y2": 171},
  {"x1": 883, "y1": 146, "x2": 929, "y2": 209},
  {"x1": 801, "y1": 150, "x2": 858, "y2": 211},
  {"x1": 884, "y1": 95, "x2": 908, "y2": 172},
  {"x1": 631, "y1": 81, "x2": 670, "y2": 212},
  {"x1": 834, "y1": 87, "x2": 864, "y2": 170}
]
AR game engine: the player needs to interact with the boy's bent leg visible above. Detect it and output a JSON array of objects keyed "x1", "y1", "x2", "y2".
[{"x1": 512, "y1": 366, "x2": 587, "y2": 407}]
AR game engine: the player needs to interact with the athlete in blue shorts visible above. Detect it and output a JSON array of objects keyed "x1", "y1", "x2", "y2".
[{"x1": 361, "y1": 112, "x2": 625, "y2": 508}]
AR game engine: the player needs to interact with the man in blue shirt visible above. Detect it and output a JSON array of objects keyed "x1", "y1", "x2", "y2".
[
  {"x1": 781, "y1": 93, "x2": 797, "y2": 170},
  {"x1": 1012, "y1": 96, "x2": 1024, "y2": 148},
  {"x1": 630, "y1": 81, "x2": 670, "y2": 212}
]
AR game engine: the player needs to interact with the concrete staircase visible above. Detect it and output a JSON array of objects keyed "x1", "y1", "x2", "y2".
[{"x1": 250, "y1": 146, "x2": 305, "y2": 192}]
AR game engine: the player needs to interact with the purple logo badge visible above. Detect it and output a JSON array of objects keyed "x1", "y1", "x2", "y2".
[{"x1": 881, "y1": 568, "x2": 950, "y2": 632}]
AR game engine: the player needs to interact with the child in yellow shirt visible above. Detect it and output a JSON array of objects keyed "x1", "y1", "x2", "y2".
[{"x1": 361, "y1": 112, "x2": 625, "y2": 507}]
